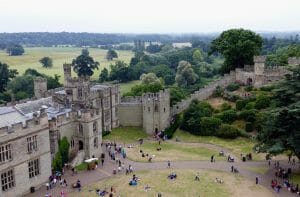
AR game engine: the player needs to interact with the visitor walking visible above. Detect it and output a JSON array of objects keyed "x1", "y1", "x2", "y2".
[
  {"x1": 167, "y1": 161, "x2": 171, "y2": 168},
  {"x1": 256, "y1": 177, "x2": 259, "y2": 184}
]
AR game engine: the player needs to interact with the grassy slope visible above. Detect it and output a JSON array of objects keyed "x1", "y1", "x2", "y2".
[
  {"x1": 0, "y1": 47, "x2": 134, "y2": 82},
  {"x1": 73, "y1": 169, "x2": 273, "y2": 197},
  {"x1": 173, "y1": 129, "x2": 265, "y2": 160}
]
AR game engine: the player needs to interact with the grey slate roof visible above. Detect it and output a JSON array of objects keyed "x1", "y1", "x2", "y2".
[{"x1": 0, "y1": 107, "x2": 27, "y2": 128}]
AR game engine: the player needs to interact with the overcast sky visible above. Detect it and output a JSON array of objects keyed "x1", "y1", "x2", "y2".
[{"x1": 1, "y1": 0, "x2": 299, "y2": 33}]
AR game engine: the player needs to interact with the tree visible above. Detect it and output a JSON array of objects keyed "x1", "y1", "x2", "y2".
[
  {"x1": 146, "y1": 43, "x2": 162, "y2": 53},
  {"x1": 52, "y1": 152, "x2": 63, "y2": 171},
  {"x1": 257, "y1": 66, "x2": 300, "y2": 159},
  {"x1": 99, "y1": 68, "x2": 109, "y2": 82},
  {"x1": 58, "y1": 137, "x2": 70, "y2": 165},
  {"x1": 6, "y1": 44, "x2": 25, "y2": 56},
  {"x1": 106, "y1": 49, "x2": 118, "y2": 61},
  {"x1": 149, "y1": 64, "x2": 175, "y2": 85},
  {"x1": 0, "y1": 62, "x2": 18, "y2": 92},
  {"x1": 192, "y1": 49, "x2": 204, "y2": 63},
  {"x1": 72, "y1": 49, "x2": 99, "y2": 77},
  {"x1": 39, "y1": 57, "x2": 53, "y2": 68},
  {"x1": 175, "y1": 60, "x2": 198, "y2": 87},
  {"x1": 209, "y1": 29, "x2": 263, "y2": 73},
  {"x1": 140, "y1": 73, "x2": 162, "y2": 85},
  {"x1": 109, "y1": 61, "x2": 133, "y2": 82}
]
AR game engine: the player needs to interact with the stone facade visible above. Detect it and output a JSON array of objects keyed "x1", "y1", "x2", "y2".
[
  {"x1": 118, "y1": 90, "x2": 170, "y2": 134},
  {"x1": 0, "y1": 109, "x2": 51, "y2": 196},
  {"x1": 34, "y1": 77, "x2": 47, "y2": 99}
]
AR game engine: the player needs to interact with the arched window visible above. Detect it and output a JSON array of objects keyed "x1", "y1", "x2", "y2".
[
  {"x1": 154, "y1": 104, "x2": 158, "y2": 112},
  {"x1": 70, "y1": 139, "x2": 75, "y2": 149},
  {"x1": 94, "y1": 137, "x2": 98, "y2": 148}
]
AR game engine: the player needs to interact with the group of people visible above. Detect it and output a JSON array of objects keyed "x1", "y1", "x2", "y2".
[
  {"x1": 46, "y1": 173, "x2": 66, "y2": 190},
  {"x1": 106, "y1": 141, "x2": 127, "y2": 161}
]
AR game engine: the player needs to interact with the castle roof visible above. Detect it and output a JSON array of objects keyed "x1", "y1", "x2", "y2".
[
  {"x1": 0, "y1": 107, "x2": 27, "y2": 128},
  {"x1": 15, "y1": 97, "x2": 53, "y2": 115}
]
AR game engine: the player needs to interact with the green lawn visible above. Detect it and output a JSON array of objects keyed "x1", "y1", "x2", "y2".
[
  {"x1": 119, "y1": 80, "x2": 140, "y2": 95},
  {"x1": 73, "y1": 169, "x2": 273, "y2": 197},
  {"x1": 126, "y1": 141, "x2": 225, "y2": 162},
  {"x1": 173, "y1": 129, "x2": 265, "y2": 160},
  {"x1": 103, "y1": 127, "x2": 148, "y2": 144},
  {"x1": 0, "y1": 47, "x2": 133, "y2": 82},
  {"x1": 291, "y1": 173, "x2": 300, "y2": 185}
]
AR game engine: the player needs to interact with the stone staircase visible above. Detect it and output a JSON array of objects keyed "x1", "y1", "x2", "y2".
[{"x1": 71, "y1": 150, "x2": 85, "y2": 167}]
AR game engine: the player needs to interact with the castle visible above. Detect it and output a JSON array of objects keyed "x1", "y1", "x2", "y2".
[
  {"x1": 0, "y1": 63, "x2": 170, "y2": 196},
  {"x1": 0, "y1": 56, "x2": 298, "y2": 196}
]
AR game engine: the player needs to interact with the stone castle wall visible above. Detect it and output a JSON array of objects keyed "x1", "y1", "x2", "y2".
[{"x1": 171, "y1": 71, "x2": 236, "y2": 116}]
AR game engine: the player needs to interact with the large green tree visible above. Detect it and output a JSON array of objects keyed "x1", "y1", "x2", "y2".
[
  {"x1": 175, "y1": 61, "x2": 198, "y2": 88},
  {"x1": 210, "y1": 29, "x2": 263, "y2": 73},
  {"x1": 6, "y1": 44, "x2": 25, "y2": 56},
  {"x1": 257, "y1": 66, "x2": 300, "y2": 159},
  {"x1": 58, "y1": 137, "x2": 70, "y2": 165},
  {"x1": 72, "y1": 49, "x2": 99, "y2": 77},
  {"x1": 106, "y1": 49, "x2": 118, "y2": 61},
  {"x1": 0, "y1": 62, "x2": 18, "y2": 92},
  {"x1": 99, "y1": 68, "x2": 109, "y2": 82},
  {"x1": 39, "y1": 57, "x2": 53, "y2": 68}
]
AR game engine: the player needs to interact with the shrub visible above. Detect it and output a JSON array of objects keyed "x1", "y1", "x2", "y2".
[
  {"x1": 236, "y1": 99, "x2": 247, "y2": 110},
  {"x1": 216, "y1": 109, "x2": 237, "y2": 124},
  {"x1": 244, "y1": 86, "x2": 253, "y2": 92},
  {"x1": 220, "y1": 102, "x2": 232, "y2": 111},
  {"x1": 260, "y1": 85, "x2": 274, "y2": 92},
  {"x1": 216, "y1": 124, "x2": 241, "y2": 139},
  {"x1": 254, "y1": 95, "x2": 270, "y2": 109},
  {"x1": 165, "y1": 114, "x2": 182, "y2": 138},
  {"x1": 239, "y1": 109, "x2": 257, "y2": 123},
  {"x1": 245, "y1": 102, "x2": 255, "y2": 110},
  {"x1": 212, "y1": 86, "x2": 223, "y2": 97},
  {"x1": 52, "y1": 152, "x2": 62, "y2": 171},
  {"x1": 200, "y1": 117, "x2": 222, "y2": 136},
  {"x1": 102, "y1": 130, "x2": 111, "y2": 137},
  {"x1": 226, "y1": 83, "x2": 240, "y2": 92},
  {"x1": 245, "y1": 122, "x2": 253, "y2": 132}
]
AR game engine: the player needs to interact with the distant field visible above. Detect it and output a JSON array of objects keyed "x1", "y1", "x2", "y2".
[{"x1": 0, "y1": 47, "x2": 134, "y2": 82}]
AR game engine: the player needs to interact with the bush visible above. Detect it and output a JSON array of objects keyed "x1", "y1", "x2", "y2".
[
  {"x1": 245, "y1": 122, "x2": 253, "y2": 132},
  {"x1": 236, "y1": 99, "x2": 247, "y2": 110},
  {"x1": 216, "y1": 109, "x2": 237, "y2": 124},
  {"x1": 165, "y1": 114, "x2": 182, "y2": 138},
  {"x1": 212, "y1": 86, "x2": 223, "y2": 97},
  {"x1": 244, "y1": 86, "x2": 253, "y2": 92},
  {"x1": 0, "y1": 92, "x2": 11, "y2": 103},
  {"x1": 216, "y1": 124, "x2": 241, "y2": 139},
  {"x1": 245, "y1": 102, "x2": 255, "y2": 110},
  {"x1": 254, "y1": 95, "x2": 270, "y2": 109},
  {"x1": 239, "y1": 109, "x2": 257, "y2": 123},
  {"x1": 200, "y1": 117, "x2": 222, "y2": 136},
  {"x1": 220, "y1": 103, "x2": 232, "y2": 111},
  {"x1": 226, "y1": 83, "x2": 240, "y2": 92},
  {"x1": 260, "y1": 85, "x2": 274, "y2": 92},
  {"x1": 102, "y1": 130, "x2": 111, "y2": 137}
]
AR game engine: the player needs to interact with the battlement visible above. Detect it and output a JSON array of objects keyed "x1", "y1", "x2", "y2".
[
  {"x1": 121, "y1": 96, "x2": 142, "y2": 103},
  {"x1": 288, "y1": 57, "x2": 300, "y2": 65},
  {"x1": 254, "y1": 56, "x2": 266, "y2": 63}
]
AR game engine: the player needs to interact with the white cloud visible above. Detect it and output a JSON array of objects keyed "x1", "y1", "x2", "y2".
[{"x1": 1, "y1": 0, "x2": 299, "y2": 33}]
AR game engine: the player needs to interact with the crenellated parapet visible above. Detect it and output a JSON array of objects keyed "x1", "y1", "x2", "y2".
[{"x1": 288, "y1": 57, "x2": 300, "y2": 65}]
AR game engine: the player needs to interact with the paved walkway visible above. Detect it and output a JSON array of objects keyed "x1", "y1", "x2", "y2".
[{"x1": 25, "y1": 142, "x2": 300, "y2": 197}]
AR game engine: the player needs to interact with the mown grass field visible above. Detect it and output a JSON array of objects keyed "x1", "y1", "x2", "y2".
[
  {"x1": 126, "y1": 141, "x2": 225, "y2": 162},
  {"x1": 0, "y1": 47, "x2": 134, "y2": 82},
  {"x1": 172, "y1": 129, "x2": 266, "y2": 160},
  {"x1": 73, "y1": 169, "x2": 273, "y2": 197},
  {"x1": 103, "y1": 127, "x2": 148, "y2": 144}
]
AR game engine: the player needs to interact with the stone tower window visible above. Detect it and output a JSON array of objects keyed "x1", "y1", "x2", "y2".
[
  {"x1": 78, "y1": 88, "x2": 83, "y2": 98},
  {"x1": 154, "y1": 104, "x2": 158, "y2": 112},
  {"x1": 93, "y1": 121, "x2": 98, "y2": 134},
  {"x1": 94, "y1": 137, "x2": 98, "y2": 148},
  {"x1": 148, "y1": 107, "x2": 150, "y2": 112},
  {"x1": 70, "y1": 139, "x2": 75, "y2": 149},
  {"x1": 164, "y1": 107, "x2": 166, "y2": 113},
  {"x1": 79, "y1": 124, "x2": 83, "y2": 136}
]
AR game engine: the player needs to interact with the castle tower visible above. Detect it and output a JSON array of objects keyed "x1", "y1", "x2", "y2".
[
  {"x1": 254, "y1": 56, "x2": 266, "y2": 75},
  {"x1": 142, "y1": 89, "x2": 170, "y2": 135},
  {"x1": 34, "y1": 77, "x2": 47, "y2": 99},
  {"x1": 63, "y1": 63, "x2": 72, "y2": 81}
]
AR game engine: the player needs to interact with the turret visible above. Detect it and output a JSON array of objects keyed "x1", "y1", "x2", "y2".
[
  {"x1": 34, "y1": 77, "x2": 47, "y2": 99},
  {"x1": 254, "y1": 56, "x2": 266, "y2": 75}
]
